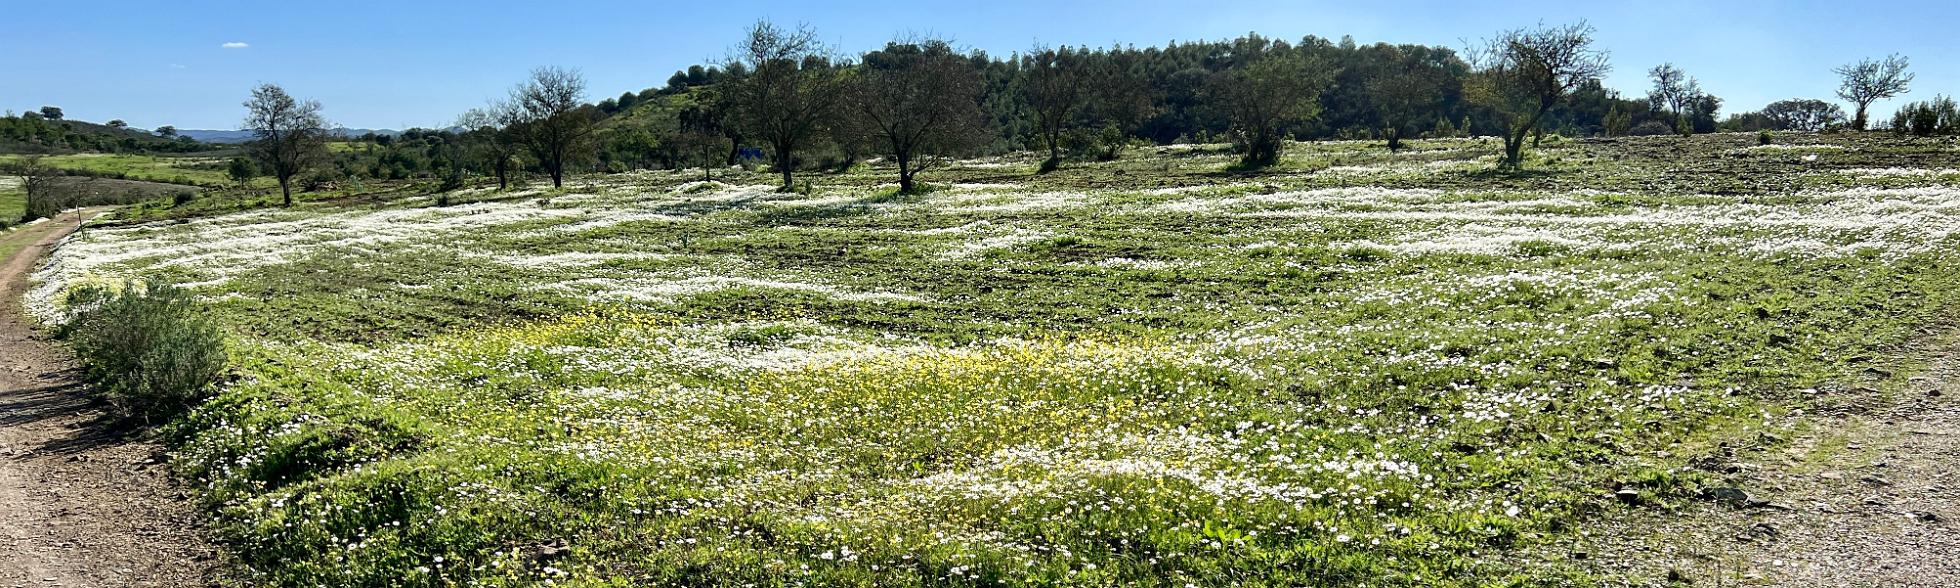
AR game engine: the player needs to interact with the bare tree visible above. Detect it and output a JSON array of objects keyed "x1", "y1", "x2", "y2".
[
  {"x1": 242, "y1": 83, "x2": 328, "y2": 206},
  {"x1": 1835, "y1": 54, "x2": 1913, "y2": 130},
  {"x1": 1208, "y1": 45, "x2": 1335, "y2": 167},
  {"x1": 676, "y1": 90, "x2": 731, "y2": 182},
  {"x1": 1465, "y1": 22, "x2": 1611, "y2": 169},
  {"x1": 1646, "y1": 63, "x2": 1699, "y2": 132},
  {"x1": 16, "y1": 156, "x2": 62, "y2": 222},
  {"x1": 507, "y1": 67, "x2": 595, "y2": 188},
  {"x1": 845, "y1": 39, "x2": 989, "y2": 193},
  {"x1": 457, "y1": 103, "x2": 522, "y2": 190},
  {"x1": 1017, "y1": 45, "x2": 1085, "y2": 170},
  {"x1": 722, "y1": 21, "x2": 848, "y2": 191}
]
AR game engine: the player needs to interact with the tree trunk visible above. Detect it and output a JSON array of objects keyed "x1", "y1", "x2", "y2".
[
  {"x1": 777, "y1": 148, "x2": 794, "y2": 191},
  {"x1": 1041, "y1": 131, "x2": 1062, "y2": 172},
  {"x1": 1501, "y1": 126, "x2": 1528, "y2": 169},
  {"x1": 1853, "y1": 104, "x2": 1870, "y2": 131},
  {"x1": 279, "y1": 175, "x2": 292, "y2": 207},
  {"x1": 897, "y1": 152, "x2": 913, "y2": 193},
  {"x1": 1385, "y1": 127, "x2": 1403, "y2": 152},
  {"x1": 495, "y1": 161, "x2": 508, "y2": 190}
]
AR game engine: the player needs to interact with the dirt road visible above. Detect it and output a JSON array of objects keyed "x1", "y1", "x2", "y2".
[{"x1": 0, "y1": 212, "x2": 219, "y2": 587}]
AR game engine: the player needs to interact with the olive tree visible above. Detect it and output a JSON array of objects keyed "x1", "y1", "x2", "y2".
[
  {"x1": 242, "y1": 83, "x2": 328, "y2": 206},
  {"x1": 1760, "y1": 99, "x2": 1845, "y2": 132},
  {"x1": 1465, "y1": 22, "x2": 1611, "y2": 169},
  {"x1": 1208, "y1": 44, "x2": 1334, "y2": 167},
  {"x1": 845, "y1": 39, "x2": 988, "y2": 193},
  {"x1": 1835, "y1": 54, "x2": 1913, "y2": 130},
  {"x1": 1367, "y1": 45, "x2": 1456, "y2": 151},
  {"x1": 1017, "y1": 45, "x2": 1085, "y2": 170}
]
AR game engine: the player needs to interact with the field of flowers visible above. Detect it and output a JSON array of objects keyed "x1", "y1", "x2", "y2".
[{"x1": 27, "y1": 133, "x2": 1960, "y2": 586}]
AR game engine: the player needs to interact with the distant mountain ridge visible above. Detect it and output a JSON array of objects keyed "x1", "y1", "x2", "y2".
[{"x1": 177, "y1": 128, "x2": 403, "y2": 144}]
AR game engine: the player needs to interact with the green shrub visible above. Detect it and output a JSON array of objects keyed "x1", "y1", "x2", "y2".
[
  {"x1": 1890, "y1": 95, "x2": 1959, "y2": 137},
  {"x1": 1758, "y1": 130, "x2": 1774, "y2": 145},
  {"x1": 63, "y1": 281, "x2": 227, "y2": 423},
  {"x1": 1627, "y1": 120, "x2": 1674, "y2": 137}
]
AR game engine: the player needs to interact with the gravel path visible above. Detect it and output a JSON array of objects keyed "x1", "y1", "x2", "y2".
[
  {"x1": 0, "y1": 211, "x2": 221, "y2": 587},
  {"x1": 1560, "y1": 335, "x2": 1960, "y2": 587}
]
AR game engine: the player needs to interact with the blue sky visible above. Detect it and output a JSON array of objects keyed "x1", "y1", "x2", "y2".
[{"x1": 3, "y1": 0, "x2": 1954, "y2": 130}]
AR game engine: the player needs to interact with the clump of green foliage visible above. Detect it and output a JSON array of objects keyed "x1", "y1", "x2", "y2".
[
  {"x1": 1890, "y1": 95, "x2": 1958, "y2": 137},
  {"x1": 64, "y1": 281, "x2": 228, "y2": 423}
]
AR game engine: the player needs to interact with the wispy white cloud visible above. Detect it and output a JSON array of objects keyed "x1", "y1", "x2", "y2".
[
  {"x1": 221, "y1": 42, "x2": 249, "y2": 49},
  {"x1": 170, "y1": 63, "x2": 188, "y2": 69}
]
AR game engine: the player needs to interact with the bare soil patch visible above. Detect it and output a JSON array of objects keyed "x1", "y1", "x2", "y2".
[{"x1": 0, "y1": 210, "x2": 221, "y2": 587}]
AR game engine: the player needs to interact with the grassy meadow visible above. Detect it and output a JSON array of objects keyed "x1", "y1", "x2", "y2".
[
  {"x1": 0, "y1": 152, "x2": 271, "y2": 189},
  {"x1": 0, "y1": 175, "x2": 22, "y2": 222},
  {"x1": 25, "y1": 133, "x2": 1960, "y2": 586}
]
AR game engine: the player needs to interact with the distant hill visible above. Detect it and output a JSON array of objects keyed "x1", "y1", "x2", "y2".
[
  {"x1": 1, "y1": 115, "x2": 213, "y2": 154},
  {"x1": 179, "y1": 128, "x2": 403, "y2": 144}
]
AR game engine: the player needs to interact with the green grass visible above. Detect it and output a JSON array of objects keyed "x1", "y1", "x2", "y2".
[
  {"x1": 0, "y1": 183, "x2": 22, "y2": 223},
  {"x1": 31, "y1": 134, "x2": 1960, "y2": 587},
  {"x1": 0, "y1": 152, "x2": 273, "y2": 189}
]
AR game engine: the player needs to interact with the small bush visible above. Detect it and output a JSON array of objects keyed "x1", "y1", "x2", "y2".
[
  {"x1": 63, "y1": 281, "x2": 227, "y2": 423},
  {"x1": 1627, "y1": 120, "x2": 1675, "y2": 137},
  {"x1": 1037, "y1": 156, "x2": 1061, "y2": 174},
  {"x1": 1758, "y1": 130, "x2": 1774, "y2": 145}
]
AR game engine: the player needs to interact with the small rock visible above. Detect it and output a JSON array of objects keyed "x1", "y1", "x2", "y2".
[
  {"x1": 1702, "y1": 486, "x2": 1751, "y2": 507},
  {"x1": 1861, "y1": 475, "x2": 1893, "y2": 486},
  {"x1": 1908, "y1": 510, "x2": 1943, "y2": 523},
  {"x1": 1615, "y1": 489, "x2": 1642, "y2": 504}
]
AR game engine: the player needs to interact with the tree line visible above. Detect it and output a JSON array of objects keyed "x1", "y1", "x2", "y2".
[
  {"x1": 234, "y1": 20, "x2": 1937, "y2": 200},
  {"x1": 1, "y1": 106, "x2": 208, "y2": 154}
]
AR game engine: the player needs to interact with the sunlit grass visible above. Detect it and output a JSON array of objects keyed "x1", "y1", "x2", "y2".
[{"x1": 28, "y1": 134, "x2": 1960, "y2": 586}]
